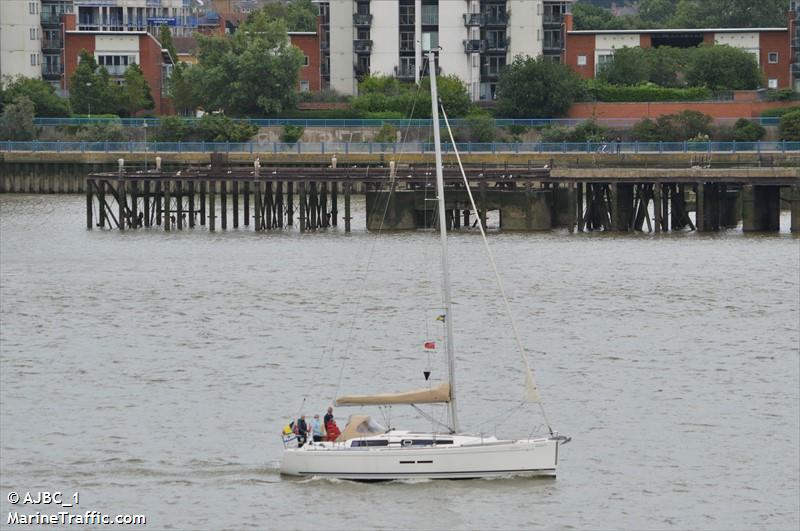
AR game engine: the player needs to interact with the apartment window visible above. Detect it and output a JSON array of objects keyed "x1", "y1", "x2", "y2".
[
  {"x1": 357, "y1": 29, "x2": 370, "y2": 40},
  {"x1": 30, "y1": 28, "x2": 37, "y2": 40},
  {"x1": 303, "y1": 55, "x2": 309, "y2": 66},
  {"x1": 356, "y1": 2, "x2": 370, "y2": 15},
  {"x1": 300, "y1": 80, "x2": 310, "y2": 92},
  {"x1": 486, "y1": 30, "x2": 506, "y2": 49},
  {"x1": 422, "y1": 31, "x2": 438, "y2": 51},
  {"x1": 29, "y1": 2, "x2": 38, "y2": 14},
  {"x1": 97, "y1": 54, "x2": 136, "y2": 76},
  {"x1": 400, "y1": 32, "x2": 414, "y2": 52},
  {"x1": 577, "y1": 55, "x2": 587, "y2": 66},
  {"x1": 30, "y1": 53, "x2": 38, "y2": 66},
  {"x1": 543, "y1": 29, "x2": 562, "y2": 50},
  {"x1": 399, "y1": 5, "x2": 415, "y2": 25},
  {"x1": 768, "y1": 78, "x2": 778, "y2": 89},
  {"x1": 484, "y1": 55, "x2": 506, "y2": 75},
  {"x1": 421, "y1": 5, "x2": 438, "y2": 26},
  {"x1": 596, "y1": 54, "x2": 613, "y2": 74},
  {"x1": 399, "y1": 56, "x2": 415, "y2": 76},
  {"x1": 768, "y1": 52, "x2": 779, "y2": 64}
]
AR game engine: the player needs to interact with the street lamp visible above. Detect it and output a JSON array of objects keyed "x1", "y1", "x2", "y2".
[{"x1": 85, "y1": 82, "x2": 92, "y2": 118}]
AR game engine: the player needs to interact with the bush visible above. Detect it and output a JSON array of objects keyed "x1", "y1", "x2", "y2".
[
  {"x1": 0, "y1": 95, "x2": 37, "y2": 141},
  {"x1": 156, "y1": 116, "x2": 191, "y2": 142},
  {"x1": 75, "y1": 122, "x2": 128, "y2": 142},
  {"x1": 766, "y1": 89, "x2": 799, "y2": 102},
  {"x1": 540, "y1": 124, "x2": 571, "y2": 143},
  {"x1": 585, "y1": 81, "x2": 712, "y2": 102},
  {"x1": 496, "y1": 56, "x2": 585, "y2": 118},
  {"x1": 732, "y1": 119, "x2": 765, "y2": 142},
  {"x1": 281, "y1": 124, "x2": 305, "y2": 143},
  {"x1": 195, "y1": 114, "x2": 257, "y2": 142},
  {"x1": 505, "y1": 124, "x2": 528, "y2": 142},
  {"x1": 779, "y1": 109, "x2": 800, "y2": 141},
  {"x1": 761, "y1": 106, "x2": 800, "y2": 119},
  {"x1": 539, "y1": 120, "x2": 608, "y2": 143},
  {"x1": 463, "y1": 111, "x2": 495, "y2": 142},
  {"x1": 374, "y1": 123, "x2": 399, "y2": 143},
  {"x1": 297, "y1": 88, "x2": 352, "y2": 103},
  {"x1": 631, "y1": 118, "x2": 662, "y2": 142}
]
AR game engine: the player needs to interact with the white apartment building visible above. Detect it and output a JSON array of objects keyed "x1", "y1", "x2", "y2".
[
  {"x1": 0, "y1": 1, "x2": 44, "y2": 81},
  {"x1": 72, "y1": 0, "x2": 193, "y2": 35},
  {"x1": 320, "y1": 0, "x2": 572, "y2": 101}
]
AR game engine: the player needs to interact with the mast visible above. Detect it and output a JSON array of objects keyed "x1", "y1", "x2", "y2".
[{"x1": 428, "y1": 51, "x2": 459, "y2": 433}]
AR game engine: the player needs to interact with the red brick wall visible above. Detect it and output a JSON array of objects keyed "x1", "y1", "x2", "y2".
[
  {"x1": 63, "y1": 33, "x2": 96, "y2": 91},
  {"x1": 289, "y1": 34, "x2": 321, "y2": 92},
  {"x1": 139, "y1": 34, "x2": 167, "y2": 114},
  {"x1": 760, "y1": 30, "x2": 791, "y2": 89},
  {"x1": 564, "y1": 34, "x2": 596, "y2": 80},
  {"x1": 567, "y1": 100, "x2": 799, "y2": 120},
  {"x1": 63, "y1": 30, "x2": 171, "y2": 114}
]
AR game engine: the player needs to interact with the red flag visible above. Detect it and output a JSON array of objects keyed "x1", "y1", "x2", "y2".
[{"x1": 424, "y1": 341, "x2": 436, "y2": 350}]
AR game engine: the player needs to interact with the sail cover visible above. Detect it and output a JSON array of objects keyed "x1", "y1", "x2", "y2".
[{"x1": 335, "y1": 382, "x2": 451, "y2": 406}]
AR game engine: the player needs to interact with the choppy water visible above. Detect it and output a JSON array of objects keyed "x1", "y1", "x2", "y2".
[{"x1": 1, "y1": 194, "x2": 798, "y2": 530}]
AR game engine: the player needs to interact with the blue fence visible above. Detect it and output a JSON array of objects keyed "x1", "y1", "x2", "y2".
[
  {"x1": 31, "y1": 116, "x2": 784, "y2": 128},
  {"x1": 2, "y1": 140, "x2": 800, "y2": 154}
]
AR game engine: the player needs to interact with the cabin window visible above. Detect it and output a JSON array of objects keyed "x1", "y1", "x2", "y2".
[{"x1": 351, "y1": 439, "x2": 389, "y2": 447}]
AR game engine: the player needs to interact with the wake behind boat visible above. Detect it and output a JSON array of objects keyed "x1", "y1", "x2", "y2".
[{"x1": 280, "y1": 51, "x2": 569, "y2": 481}]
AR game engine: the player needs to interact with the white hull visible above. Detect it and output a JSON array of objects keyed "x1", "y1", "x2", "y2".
[{"x1": 281, "y1": 434, "x2": 560, "y2": 480}]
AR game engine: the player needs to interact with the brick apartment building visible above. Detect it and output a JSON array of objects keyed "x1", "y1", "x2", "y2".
[
  {"x1": 563, "y1": 11, "x2": 797, "y2": 90},
  {"x1": 62, "y1": 13, "x2": 174, "y2": 114}
]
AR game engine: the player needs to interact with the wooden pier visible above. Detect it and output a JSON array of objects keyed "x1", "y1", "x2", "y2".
[{"x1": 75, "y1": 156, "x2": 800, "y2": 234}]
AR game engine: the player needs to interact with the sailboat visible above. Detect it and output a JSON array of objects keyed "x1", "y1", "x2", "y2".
[{"x1": 280, "y1": 52, "x2": 569, "y2": 480}]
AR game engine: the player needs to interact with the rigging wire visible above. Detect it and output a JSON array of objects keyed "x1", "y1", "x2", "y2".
[{"x1": 440, "y1": 105, "x2": 555, "y2": 437}]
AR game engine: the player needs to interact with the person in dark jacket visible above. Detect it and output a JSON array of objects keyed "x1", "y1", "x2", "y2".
[{"x1": 295, "y1": 414, "x2": 309, "y2": 447}]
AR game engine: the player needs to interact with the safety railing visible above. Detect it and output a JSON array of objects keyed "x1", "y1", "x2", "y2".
[
  {"x1": 31, "y1": 117, "x2": 787, "y2": 128},
  {"x1": 2, "y1": 141, "x2": 798, "y2": 154}
]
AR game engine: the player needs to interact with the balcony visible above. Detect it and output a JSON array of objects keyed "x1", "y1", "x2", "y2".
[
  {"x1": 354, "y1": 39, "x2": 372, "y2": 54},
  {"x1": 42, "y1": 39, "x2": 63, "y2": 51},
  {"x1": 484, "y1": 13, "x2": 508, "y2": 26},
  {"x1": 321, "y1": 63, "x2": 330, "y2": 77},
  {"x1": 463, "y1": 39, "x2": 486, "y2": 54},
  {"x1": 543, "y1": 14, "x2": 564, "y2": 26},
  {"x1": 41, "y1": 64, "x2": 63, "y2": 78},
  {"x1": 793, "y1": 63, "x2": 800, "y2": 76},
  {"x1": 463, "y1": 13, "x2": 484, "y2": 27},
  {"x1": 320, "y1": 41, "x2": 330, "y2": 52},
  {"x1": 40, "y1": 12, "x2": 63, "y2": 26},
  {"x1": 543, "y1": 40, "x2": 564, "y2": 53},
  {"x1": 395, "y1": 65, "x2": 416, "y2": 80},
  {"x1": 486, "y1": 37, "x2": 510, "y2": 52},
  {"x1": 354, "y1": 64, "x2": 370, "y2": 79},
  {"x1": 353, "y1": 13, "x2": 372, "y2": 27},
  {"x1": 480, "y1": 67, "x2": 503, "y2": 80}
]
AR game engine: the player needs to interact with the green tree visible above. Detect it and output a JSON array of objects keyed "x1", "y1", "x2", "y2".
[
  {"x1": 496, "y1": 56, "x2": 584, "y2": 118},
  {"x1": 75, "y1": 122, "x2": 127, "y2": 142},
  {"x1": 631, "y1": 118, "x2": 663, "y2": 142},
  {"x1": 656, "y1": 111, "x2": 713, "y2": 141},
  {"x1": 779, "y1": 109, "x2": 800, "y2": 141},
  {"x1": 167, "y1": 63, "x2": 200, "y2": 115},
  {"x1": 670, "y1": 0, "x2": 788, "y2": 28},
  {"x1": 0, "y1": 95, "x2": 37, "y2": 140},
  {"x1": 639, "y1": 0, "x2": 675, "y2": 26},
  {"x1": 119, "y1": 64, "x2": 154, "y2": 117},
  {"x1": 187, "y1": 13, "x2": 303, "y2": 116},
  {"x1": 572, "y1": 2, "x2": 629, "y2": 30},
  {"x1": 156, "y1": 115, "x2": 191, "y2": 141},
  {"x1": 69, "y1": 50, "x2": 121, "y2": 115},
  {"x1": 194, "y1": 114, "x2": 257, "y2": 142},
  {"x1": 281, "y1": 124, "x2": 305, "y2": 143},
  {"x1": 685, "y1": 45, "x2": 762, "y2": 90},
  {"x1": 158, "y1": 25, "x2": 178, "y2": 64},
  {"x1": 419, "y1": 75, "x2": 471, "y2": 118},
  {"x1": 648, "y1": 47, "x2": 689, "y2": 88},
  {"x1": 732, "y1": 118, "x2": 765, "y2": 142},
  {"x1": 1, "y1": 76, "x2": 70, "y2": 117},
  {"x1": 596, "y1": 47, "x2": 652, "y2": 86},
  {"x1": 262, "y1": 0, "x2": 317, "y2": 32}
]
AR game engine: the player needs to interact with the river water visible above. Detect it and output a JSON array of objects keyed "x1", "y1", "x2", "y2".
[{"x1": 1, "y1": 194, "x2": 798, "y2": 530}]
